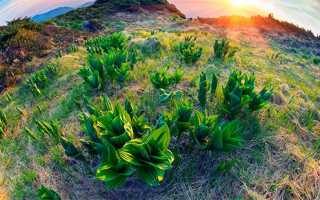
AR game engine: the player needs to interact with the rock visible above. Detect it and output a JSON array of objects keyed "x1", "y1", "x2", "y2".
[
  {"x1": 296, "y1": 90, "x2": 309, "y2": 101},
  {"x1": 271, "y1": 92, "x2": 287, "y2": 105},
  {"x1": 141, "y1": 38, "x2": 161, "y2": 55},
  {"x1": 280, "y1": 84, "x2": 290, "y2": 95},
  {"x1": 83, "y1": 20, "x2": 103, "y2": 32}
]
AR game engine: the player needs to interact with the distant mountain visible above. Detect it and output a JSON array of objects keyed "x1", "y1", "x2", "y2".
[
  {"x1": 32, "y1": 7, "x2": 74, "y2": 22},
  {"x1": 79, "y1": 1, "x2": 95, "y2": 8},
  {"x1": 32, "y1": 1, "x2": 95, "y2": 22}
]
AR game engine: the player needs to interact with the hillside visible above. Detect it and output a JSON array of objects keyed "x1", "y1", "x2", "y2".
[{"x1": 0, "y1": 1, "x2": 320, "y2": 200}]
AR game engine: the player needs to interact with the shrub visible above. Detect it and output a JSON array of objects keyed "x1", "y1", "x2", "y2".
[
  {"x1": 175, "y1": 36, "x2": 203, "y2": 64},
  {"x1": 222, "y1": 70, "x2": 272, "y2": 118},
  {"x1": 26, "y1": 63, "x2": 59, "y2": 96},
  {"x1": 0, "y1": 18, "x2": 42, "y2": 50},
  {"x1": 150, "y1": 66, "x2": 183, "y2": 90},
  {"x1": 213, "y1": 39, "x2": 238, "y2": 62},
  {"x1": 313, "y1": 57, "x2": 320, "y2": 65}
]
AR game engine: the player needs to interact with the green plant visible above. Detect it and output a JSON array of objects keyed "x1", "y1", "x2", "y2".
[
  {"x1": 209, "y1": 120, "x2": 243, "y2": 151},
  {"x1": 213, "y1": 39, "x2": 238, "y2": 62},
  {"x1": 79, "y1": 54, "x2": 104, "y2": 90},
  {"x1": 125, "y1": 98, "x2": 151, "y2": 136},
  {"x1": 119, "y1": 125, "x2": 174, "y2": 186},
  {"x1": 175, "y1": 36, "x2": 203, "y2": 64},
  {"x1": 96, "y1": 140, "x2": 135, "y2": 188},
  {"x1": 162, "y1": 99, "x2": 193, "y2": 137},
  {"x1": 27, "y1": 120, "x2": 83, "y2": 159},
  {"x1": 85, "y1": 32, "x2": 128, "y2": 55},
  {"x1": 191, "y1": 111, "x2": 243, "y2": 151},
  {"x1": 222, "y1": 70, "x2": 272, "y2": 118},
  {"x1": 80, "y1": 96, "x2": 144, "y2": 150},
  {"x1": 150, "y1": 66, "x2": 183, "y2": 90},
  {"x1": 80, "y1": 34, "x2": 132, "y2": 90},
  {"x1": 27, "y1": 63, "x2": 59, "y2": 96},
  {"x1": 0, "y1": 110, "x2": 7, "y2": 137},
  {"x1": 191, "y1": 111, "x2": 218, "y2": 149},
  {"x1": 79, "y1": 96, "x2": 174, "y2": 188},
  {"x1": 313, "y1": 57, "x2": 320, "y2": 65},
  {"x1": 66, "y1": 43, "x2": 78, "y2": 53},
  {"x1": 198, "y1": 73, "x2": 209, "y2": 110},
  {"x1": 37, "y1": 185, "x2": 61, "y2": 200},
  {"x1": 210, "y1": 73, "x2": 218, "y2": 98}
]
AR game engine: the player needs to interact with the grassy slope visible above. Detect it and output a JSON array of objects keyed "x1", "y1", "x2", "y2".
[{"x1": 1, "y1": 4, "x2": 320, "y2": 200}]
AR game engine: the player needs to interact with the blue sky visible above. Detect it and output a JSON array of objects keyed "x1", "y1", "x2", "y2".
[{"x1": 0, "y1": 0, "x2": 319, "y2": 35}]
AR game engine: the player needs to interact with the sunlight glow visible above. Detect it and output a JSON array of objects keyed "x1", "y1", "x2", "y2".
[
  {"x1": 230, "y1": 0, "x2": 274, "y2": 12},
  {"x1": 231, "y1": 0, "x2": 259, "y2": 6}
]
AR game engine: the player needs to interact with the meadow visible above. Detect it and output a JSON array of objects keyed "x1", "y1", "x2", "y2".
[{"x1": 0, "y1": 1, "x2": 319, "y2": 199}]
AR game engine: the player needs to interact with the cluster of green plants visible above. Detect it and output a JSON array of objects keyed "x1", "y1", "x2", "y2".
[
  {"x1": 85, "y1": 32, "x2": 128, "y2": 55},
  {"x1": 81, "y1": 32, "x2": 137, "y2": 90},
  {"x1": 25, "y1": 120, "x2": 83, "y2": 160},
  {"x1": 162, "y1": 69, "x2": 272, "y2": 151},
  {"x1": 26, "y1": 63, "x2": 60, "y2": 96},
  {"x1": 222, "y1": 70, "x2": 273, "y2": 119},
  {"x1": 174, "y1": 36, "x2": 203, "y2": 64},
  {"x1": 213, "y1": 39, "x2": 238, "y2": 62},
  {"x1": 150, "y1": 65, "x2": 183, "y2": 90},
  {"x1": 78, "y1": 96, "x2": 174, "y2": 188},
  {"x1": 66, "y1": 43, "x2": 79, "y2": 53}
]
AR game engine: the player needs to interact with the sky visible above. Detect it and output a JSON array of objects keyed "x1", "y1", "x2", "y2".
[
  {"x1": 0, "y1": 0, "x2": 91, "y2": 23},
  {"x1": 169, "y1": 0, "x2": 320, "y2": 35},
  {"x1": 0, "y1": 0, "x2": 319, "y2": 35}
]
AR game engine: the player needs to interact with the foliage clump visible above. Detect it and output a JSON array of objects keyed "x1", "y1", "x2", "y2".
[
  {"x1": 26, "y1": 63, "x2": 60, "y2": 96},
  {"x1": 81, "y1": 32, "x2": 136, "y2": 90},
  {"x1": 222, "y1": 70, "x2": 273, "y2": 119},
  {"x1": 213, "y1": 39, "x2": 238, "y2": 62},
  {"x1": 79, "y1": 96, "x2": 174, "y2": 188},
  {"x1": 175, "y1": 36, "x2": 203, "y2": 64},
  {"x1": 37, "y1": 185, "x2": 61, "y2": 200},
  {"x1": 150, "y1": 65, "x2": 183, "y2": 90}
]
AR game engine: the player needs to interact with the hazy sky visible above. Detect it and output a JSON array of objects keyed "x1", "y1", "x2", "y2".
[
  {"x1": 169, "y1": 0, "x2": 320, "y2": 35},
  {"x1": 0, "y1": 0, "x2": 319, "y2": 35}
]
